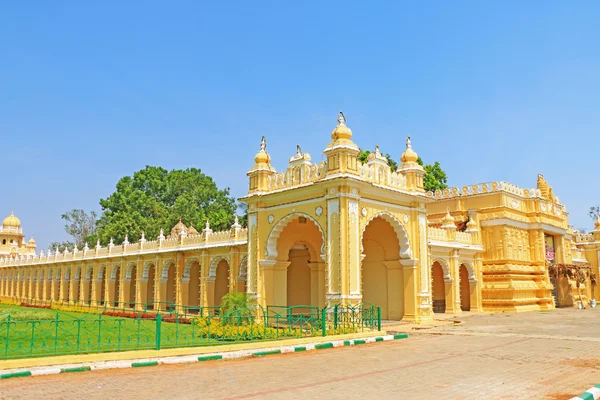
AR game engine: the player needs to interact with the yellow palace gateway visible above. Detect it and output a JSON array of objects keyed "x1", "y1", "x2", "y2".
[{"x1": 1, "y1": 112, "x2": 599, "y2": 322}]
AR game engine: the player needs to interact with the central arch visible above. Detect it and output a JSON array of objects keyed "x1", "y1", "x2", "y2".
[
  {"x1": 208, "y1": 256, "x2": 230, "y2": 308},
  {"x1": 264, "y1": 213, "x2": 326, "y2": 309},
  {"x1": 361, "y1": 212, "x2": 412, "y2": 320},
  {"x1": 431, "y1": 260, "x2": 451, "y2": 313}
]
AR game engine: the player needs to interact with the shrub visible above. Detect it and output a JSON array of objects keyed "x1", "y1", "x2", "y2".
[
  {"x1": 0, "y1": 310, "x2": 55, "y2": 322},
  {"x1": 219, "y1": 292, "x2": 255, "y2": 326}
]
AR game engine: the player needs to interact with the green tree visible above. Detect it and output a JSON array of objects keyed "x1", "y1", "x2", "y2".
[
  {"x1": 96, "y1": 166, "x2": 238, "y2": 244},
  {"x1": 418, "y1": 157, "x2": 448, "y2": 192},
  {"x1": 61, "y1": 209, "x2": 98, "y2": 246},
  {"x1": 48, "y1": 241, "x2": 74, "y2": 253},
  {"x1": 357, "y1": 148, "x2": 397, "y2": 171}
]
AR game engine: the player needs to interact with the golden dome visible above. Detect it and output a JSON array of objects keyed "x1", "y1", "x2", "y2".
[
  {"x1": 2, "y1": 211, "x2": 21, "y2": 228},
  {"x1": 400, "y1": 136, "x2": 419, "y2": 164},
  {"x1": 27, "y1": 237, "x2": 36, "y2": 245},
  {"x1": 594, "y1": 217, "x2": 600, "y2": 231},
  {"x1": 331, "y1": 111, "x2": 352, "y2": 141},
  {"x1": 254, "y1": 135, "x2": 272, "y2": 164}
]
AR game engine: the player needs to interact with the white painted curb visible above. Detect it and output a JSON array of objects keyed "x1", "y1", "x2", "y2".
[
  {"x1": 571, "y1": 385, "x2": 600, "y2": 400},
  {"x1": 0, "y1": 334, "x2": 406, "y2": 379}
]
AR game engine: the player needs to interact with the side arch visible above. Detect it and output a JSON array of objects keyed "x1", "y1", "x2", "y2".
[
  {"x1": 124, "y1": 262, "x2": 137, "y2": 281},
  {"x1": 209, "y1": 256, "x2": 229, "y2": 278},
  {"x1": 360, "y1": 211, "x2": 412, "y2": 259},
  {"x1": 160, "y1": 259, "x2": 176, "y2": 281},
  {"x1": 182, "y1": 258, "x2": 200, "y2": 281},
  {"x1": 432, "y1": 258, "x2": 452, "y2": 281},
  {"x1": 265, "y1": 212, "x2": 326, "y2": 261},
  {"x1": 110, "y1": 263, "x2": 121, "y2": 281},
  {"x1": 238, "y1": 256, "x2": 248, "y2": 280},
  {"x1": 460, "y1": 261, "x2": 476, "y2": 280}
]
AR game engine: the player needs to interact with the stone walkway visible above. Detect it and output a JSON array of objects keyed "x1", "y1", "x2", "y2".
[{"x1": 2, "y1": 308, "x2": 600, "y2": 399}]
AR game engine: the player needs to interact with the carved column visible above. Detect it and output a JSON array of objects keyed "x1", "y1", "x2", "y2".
[{"x1": 450, "y1": 250, "x2": 462, "y2": 314}]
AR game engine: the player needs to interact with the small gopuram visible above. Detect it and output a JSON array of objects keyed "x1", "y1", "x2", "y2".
[
  {"x1": 0, "y1": 211, "x2": 37, "y2": 258},
  {"x1": 243, "y1": 112, "x2": 437, "y2": 322}
]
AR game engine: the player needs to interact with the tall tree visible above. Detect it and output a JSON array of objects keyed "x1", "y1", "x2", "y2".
[
  {"x1": 61, "y1": 209, "x2": 98, "y2": 246},
  {"x1": 418, "y1": 157, "x2": 448, "y2": 192},
  {"x1": 96, "y1": 166, "x2": 238, "y2": 244}
]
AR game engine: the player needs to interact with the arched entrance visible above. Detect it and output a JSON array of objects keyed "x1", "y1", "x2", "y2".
[
  {"x1": 144, "y1": 263, "x2": 156, "y2": 310},
  {"x1": 127, "y1": 263, "x2": 137, "y2": 307},
  {"x1": 187, "y1": 260, "x2": 201, "y2": 309},
  {"x1": 162, "y1": 262, "x2": 176, "y2": 309},
  {"x1": 361, "y1": 213, "x2": 410, "y2": 321},
  {"x1": 214, "y1": 259, "x2": 230, "y2": 307},
  {"x1": 431, "y1": 262, "x2": 446, "y2": 313},
  {"x1": 459, "y1": 264, "x2": 471, "y2": 311},
  {"x1": 265, "y1": 214, "x2": 325, "y2": 309},
  {"x1": 287, "y1": 244, "x2": 311, "y2": 307}
]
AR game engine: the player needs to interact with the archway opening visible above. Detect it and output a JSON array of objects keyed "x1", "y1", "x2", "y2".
[
  {"x1": 287, "y1": 244, "x2": 311, "y2": 308},
  {"x1": 188, "y1": 260, "x2": 200, "y2": 309},
  {"x1": 214, "y1": 260, "x2": 230, "y2": 307},
  {"x1": 165, "y1": 263, "x2": 176, "y2": 307},
  {"x1": 146, "y1": 264, "x2": 155, "y2": 310},
  {"x1": 362, "y1": 216, "x2": 403, "y2": 320},
  {"x1": 113, "y1": 266, "x2": 121, "y2": 307},
  {"x1": 431, "y1": 262, "x2": 446, "y2": 313},
  {"x1": 128, "y1": 264, "x2": 137, "y2": 307},
  {"x1": 272, "y1": 215, "x2": 324, "y2": 309},
  {"x1": 459, "y1": 264, "x2": 471, "y2": 311}
]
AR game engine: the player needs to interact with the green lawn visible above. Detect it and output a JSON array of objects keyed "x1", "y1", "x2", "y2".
[{"x1": 0, "y1": 304, "x2": 214, "y2": 360}]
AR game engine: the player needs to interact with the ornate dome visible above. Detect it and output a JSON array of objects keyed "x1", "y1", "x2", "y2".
[
  {"x1": 27, "y1": 236, "x2": 36, "y2": 245},
  {"x1": 441, "y1": 208, "x2": 456, "y2": 229},
  {"x1": 187, "y1": 224, "x2": 199, "y2": 236},
  {"x1": 330, "y1": 111, "x2": 352, "y2": 141},
  {"x1": 400, "y1": 137, "x2": 419, "y2": 164},
  {"x1": 2, "y1": 211, "x2": 21, "y2": 228},
  {"x1": 170, "y1": 218, "x2": 187, "y2": 238}
]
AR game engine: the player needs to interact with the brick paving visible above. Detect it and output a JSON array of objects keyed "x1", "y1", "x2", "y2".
[{"x1": 2, "y1": 308, "x2": 600, "y2": 399}]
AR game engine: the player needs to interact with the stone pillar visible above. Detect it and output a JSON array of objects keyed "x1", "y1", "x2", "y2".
[
  {"x1": 309, "y1": 261, "x2": 326, "y2": 309},
  {"x1": 135, "y1": 260, "x2": 144, "y2": 311},
  {"x1": 471, "y1": 257, "x2": 484, "y2": 311},
  {"x1": 261, "y1": 260, "x2": 290, "y2": 307},
  {"x1": 176, "y1": 256, "x2": 185, "y2": 311},
  {"x1": 444, "y1": 277, "x2": 458, "y2": 314},
  {"x1": 384, "y1": 260, "x2": 404, "y2": 320},
  {"x1": 205, "y1": 277, "x2": 215, "y2": 307},
  {"x1": 400, "y1": 258, "x2": 419, "y2": 322},
  {"x1": 200, "y1": 251, "x2": 210, "y2": 307},
  {"x1": 450, "y1": 250, "x2": 462, "y2": 314},
  {"x1": 417, "y1": 212, "x2": 433, "y2": 320},
  {"x1": 347, "y1": 197, "x2": 361, "y2": 305},
  {"x1": 326, "y1": 198, "x2": 341, "y2": 306}
]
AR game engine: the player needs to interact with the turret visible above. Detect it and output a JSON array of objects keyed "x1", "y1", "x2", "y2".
[
  {"x1": 396, "y1": 137, "x2": 425, "y2": 191},
  {"x1": 323, "y1": 111, "x2": 360, "y2": 176},
  {"x1": 247, "y1": 136, "x2": 276, "y2": 193}
]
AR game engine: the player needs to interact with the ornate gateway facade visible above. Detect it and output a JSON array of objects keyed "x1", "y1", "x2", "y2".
[{"x1": 1, "y1": 112, "x2": 598, "y2": 322}]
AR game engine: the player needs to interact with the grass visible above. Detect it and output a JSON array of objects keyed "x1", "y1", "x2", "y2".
[{"x1": 0, "y1": 304, "x2": 214, "y2": 360}]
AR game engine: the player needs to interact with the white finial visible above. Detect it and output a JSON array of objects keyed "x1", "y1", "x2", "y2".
[
  {"x1": 140, "y1": 231, "x2": 146, "y2": 242},
  {"x1": 375, "y1": 144, "x2": 380, "y2": 155},
  {"x1": 72, "y1": 244, "x2": 78, "y2": 252},
  {"x1": 158, "y1": 229, "x2": 165, "y2": 240},
  {"x1": 337, "y1": 110, "x2": 346, "y2": 125},
  {"x1": 206, "y1": 220, "x2": 211, "y2": 230},
  {"x1": 296, "y1": 145, "x2": 303, "y2": 157},
  {"x1": 406, "y1": 136, "x2": 412, "y2": 150},
  {"x1": 123, "y1": 234, "x2": 129, "y2": 245},
  {"x1": 109, "y1": 237, "x2": 114, "y2": 246},
  {"x1": 96, "y1": 239, "x2": 101, "y2": 249},
  {"x1": 40, "y1": 249, "x2": 45, "y2": 257},
  {"x1": 235, "y1": 215, "x2": 239, "y2": 225},
  {"x1": 260, "y1": 136, "x2": 267, "y2": 151},
  {"x1": 55, "y1": 245, "x2": 59, "y2": 254},
  {"x1": 84, "y1": 242, "x2": 89, "y2": 251},
  {"x1": 232, "y1": 215, "x2": 241, "y2": 229}
]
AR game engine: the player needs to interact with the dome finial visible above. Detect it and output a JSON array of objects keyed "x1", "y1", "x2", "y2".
[
  {"x1": 406, "y1": 136, "x2": 412, "y2": 149},
  {"x1": 331, "y1": 110, "x2": 353, "y2": 141},
  {"x1": 260, "y1": 136, "x2": 267, "y2": 151},
  {"x1": 400, "y1": 135, "x2": 419, "y2": 164},
  {"x1": 337, "y1": 110, "x2": 346, "y2": 125}
]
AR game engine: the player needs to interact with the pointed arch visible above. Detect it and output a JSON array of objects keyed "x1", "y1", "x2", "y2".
[
  {"x1": 432, "y1": 258, "x2": 451, "y2": 281},
  {"x1": 84, "y1": 265, "x2": 94, "y2": 281},
  {"x1": 97, "y1": 264, "x2": 107, "y2": 280},
  {"x1": 265, "y1": 212, "x2": 326, "y2": 261},
  {"x1": 361, "y1": 211, "x2": 412, "y2": 259},
  {"x1": 238, "y1": 255, "x2": 248, "y2": 280},
  {"x1": 182, "y1": 257, "x2": 199, "y2": 280},
  {"x1": 161, "y1": 259, "x2": 176, "y2": 281},
  {"x1": 124, "y1": 262, "x2": 137, "y2": 281},
  {"x1": 142, "y1": 262, "x2": 156, "y2": 281},
  {"x1": 73, "y1": 265, "x2": 82, "y2": 281},
  {"x1": 110, "y1": 263, "x2": 121, "y2": 281},
  {"x1": 209, "y1": 256, "x2": 229, "y2": 278},
  {"x1": 460, "y1": 261, "x2": 476, "y2": 281}
]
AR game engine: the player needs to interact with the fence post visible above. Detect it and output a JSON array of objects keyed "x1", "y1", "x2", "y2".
[
  {"x1": 156, "y1": 314, "x2": 162, "y2": 350},
  {"x1": 377, "y1": 306, "x2": 381, "y2": 331},
  {"x1": 321, "y1": 308, "x2": 326, "y2": 337},
  {"x1": 334, "y1": 304, "x2": 338, "y2": 329}
]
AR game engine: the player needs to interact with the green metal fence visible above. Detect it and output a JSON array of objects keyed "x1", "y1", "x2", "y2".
[{"x1": 0, "y1": 301, "x2": 381, "y2": 360}]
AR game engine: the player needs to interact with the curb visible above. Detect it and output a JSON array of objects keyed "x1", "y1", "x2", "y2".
[
  {"x1": 0, "y1": 333, "x2": 407, "y2": 379},
  {"x1": 570, "y1": 384, "x2": 600, "y2": 400}
]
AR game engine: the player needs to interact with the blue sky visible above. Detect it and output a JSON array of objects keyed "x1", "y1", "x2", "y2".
[{"x1": 1, "y1": 1, "x2": 599, "y2": 250}]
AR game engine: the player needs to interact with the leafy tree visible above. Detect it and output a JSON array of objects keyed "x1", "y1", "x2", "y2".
[
  {"x1": 96, "y1": 166, "x2": 238, "y2": 245},
  {"x1": 589, "y1": 206, "x2": 600, "y2": 221},
  {"x1": 48, "y1": 241, "x2": 74, "y2": 253},
  {"x1": 418, "y1": 157, "x2": 448, "y2": 192},
  {"x1": 357, "y1": 148, "x2": 397, "y2": 171},
  {"x1": 61, "y1": 209, "x2": 98, "y2": 246}
]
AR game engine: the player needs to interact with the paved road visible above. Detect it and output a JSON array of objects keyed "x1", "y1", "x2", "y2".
[{"x1": 3, "y1": 308, "x2": 600, "y2": 400}]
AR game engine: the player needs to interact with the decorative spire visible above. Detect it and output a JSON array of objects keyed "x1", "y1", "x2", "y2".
[
  {"x1": 140, "y1": 231, "x2": 146, "y2": 241},
  {"x1": 337, "y1": 111, "x2": 346, "y2": 125},
  {"x1": 109, "y1": 237, "x2": 114, "y2": 246},
  {"x1": 330, "y1": 110, "x2": 353, "y2": 141},
  {"x1": 96, "y1": 239, "x2": 101, "y2": 249},
  {"x1": 123, "y1": 234, "x2": 129, "y2": 245},
  {"x1": 296, "y1": 145, "x2": 303, "y2": 157},
  {"x1": 158, "y1": 229, "x2": 165, "y2": 240},
  {"x1": 260, "y1": 136, "x2": 267, "y2": 151},
  {"x1": 232, "y1": 215, "x2": 241, "y2": 229},
  {"x1": 84, "y1": 242, "x2": 89, "y2": 251},
  {"x1": 441, "y1": 208, "x2": 456, "y2": 230},
  {"x1": 406, "y1": 136, "x2": 412, "y2": 150}
]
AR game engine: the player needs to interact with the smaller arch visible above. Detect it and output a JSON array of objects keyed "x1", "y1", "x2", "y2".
[
  {"x1": 361, "y1": 212, "x2": 412, "y2": 259},
  {"x1": 47, "y1": 268, "x2": 53, "y2": 280},
  {"x1": 432, "y1": 259, "x2": 452, "y2": 281},
  {"x1": 97, "y1": 264, "x2": 107, "y2": 280},
  {"x1": 73, "y1": 266, "x2": 82, "y2": 281},
  {"x1": 142, "y1": 261, "x2": 156, "y2": 281},
  {"x1": 63, "y1": 268, "x2": 71, "y2": 281},
  {"x1": 182, "y1": 258, "x2": 199, "y2": 280},
  {"x1": 110, "y1": 263, "x2": 121, "y2": 281},
  {"x1": 124, "y1": 262, "x2": 137, "y2": 281},
  {"x1": 160, "y1": 259, "x2": 176, "y2": 281},
  {"x1": 238, "y1": 256, "x2": 248, "y2": 280},
  {"x1": 54, "y1": 268, "x2": 62, "y2": 281},
  {"x1": 209, "y1": 256, "x2": 229, "y2": 278},
  {"x1": 84, "y1": 265, "x2": 94, "y2": 281},
  {"x1": 265, "y1": 212, "x2": 326, "y2": 261},
  {"x1": 460, "y1": 261, "x2": 476, "y2": 281}
]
